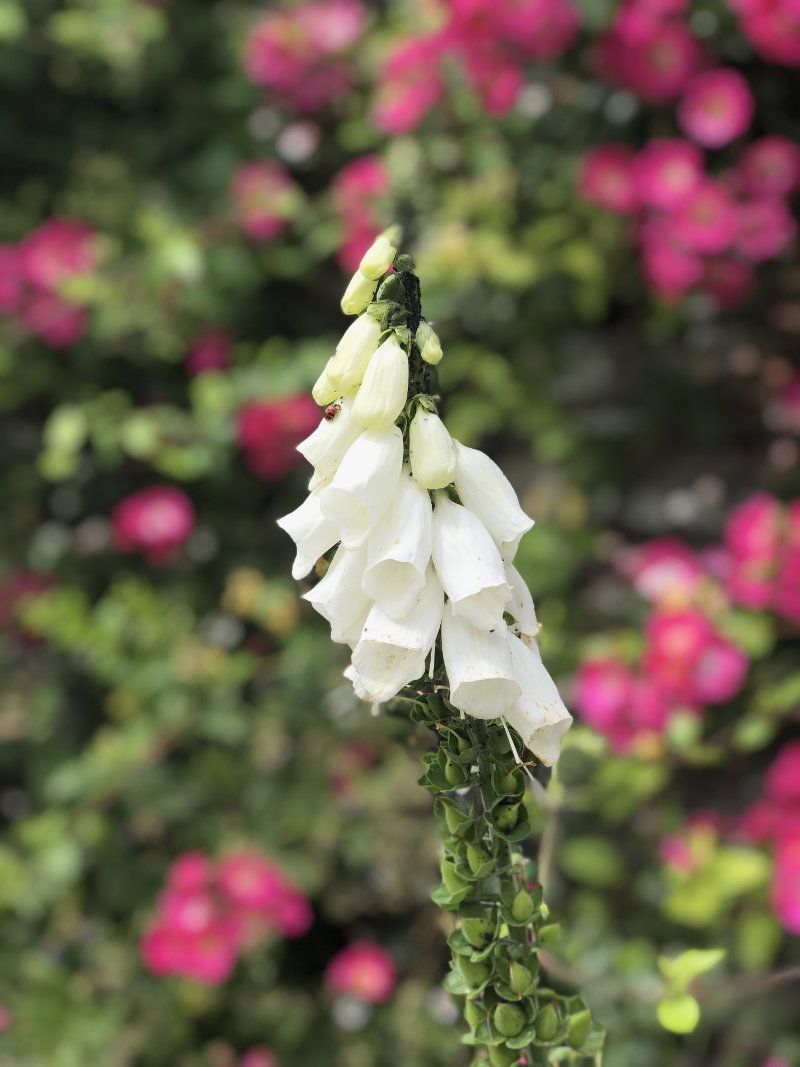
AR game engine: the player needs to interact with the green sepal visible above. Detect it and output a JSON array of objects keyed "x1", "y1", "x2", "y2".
[
  {"x1": 504, "y1": 1024, "x2": 539, "y2": 1049},
  {"x1": 567, "y1": 1009, "x2": 592, "y2": 1048},
  {"x1": 431, "y1": 881, "x2": 472, "y2": 910}
]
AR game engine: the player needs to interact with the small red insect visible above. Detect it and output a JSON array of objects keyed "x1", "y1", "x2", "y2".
[{"x1": 323, "y1": 402, "x2": 341, "y2": 421}]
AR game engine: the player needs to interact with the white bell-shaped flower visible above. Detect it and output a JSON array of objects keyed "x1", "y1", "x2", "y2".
[
  {"x1": 505, "y1": 562, "x2": 540, "y2": 646},
  {"x1": 319, "y1": 425, "x2": 403, "y2": 548},
  {"x1": 296, "y1": 395, "x2": 362, "y2": 492},
  {"x1": 312, "y1": 358, "x2": 339, "y2": 406},
  {"x1": 441, "y1": 603, "x2": 520, "y2": 717},
  {"x1": 363, "y1": 467, "x2": 432, "y2": 618},
  {"x1": 416, "y1": 322, "x2": 443, "y2": 366},
  {"x1": 303, "y1": 543, "x2": 372, "y2": 646},
  {"x1": 431, "y1": 491, "x2": 511, "y2": 630},
  {"x1": 341, "y1": 270, "x2": 377, "y2": 315},
  {"x1": 453, "y1": 442, "x2": 534, "y2": 561},
  {"x1": 276, "y1": 490, "x2": 340, "y2": 580},
  {"x1": 350, "y1": 566, "x2": 443, "y2": 702},
  {"x1": 358, "y1": 232, "x2": 397, "y2": 280},
  {"x1": 352, "y1": 335, "x2": 409, "y2": 430},
  {"x1": 328, "y1": 315, "x2": 382, "y2": 394},
  {"x1": 505, "y1": 634, "x2": 572, "y2": 766},
  {"x1": 409, "y1": 408, "x2": 456, "y2": 490}
]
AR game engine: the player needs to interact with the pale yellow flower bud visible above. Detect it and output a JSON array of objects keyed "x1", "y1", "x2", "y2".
[
  {"x1": 409, "y1": 408, "x2": 456, "y2": 489},
  {"x1": 312, "y1": 358, "x2": 339, "y2": 406},
  {"x1": 328, "y1": 314, "x2": 382, "y2": 393},
  {"x1": 358, "y1": 232, "x2": 397, "y2": 280},
  {"x1": 341, "y1": 270, "x2": 377, "y2": 315},
  {"x1": 416, "y1": 322, "x2": 443, "y2": 365},
  {"x1": 352, "y1": 335, "x2": 409, "y2": 429}
]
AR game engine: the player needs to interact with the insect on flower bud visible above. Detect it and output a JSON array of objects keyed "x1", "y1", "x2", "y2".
[
  {"x1": 352, "y1": 335, "x2": 409, "y2": 430},
  {"x1": 416, "y1": 322, "x2": 443, "y2": 365},
  {"x1": 409, "y1": 407, "x2": 456, "y2": 490},
  {"x1": 358, "y1": 230, "x2": 398, "y2": 280},
  {"x1": 341, "y1": 269, "x2": 377, "y2": 315},
  {"x1": 312, "y1": 359, "x2": 339, "y2": 406},
  {"x1": 328, "y1": 314, "x2": 382, "y2": 393}
]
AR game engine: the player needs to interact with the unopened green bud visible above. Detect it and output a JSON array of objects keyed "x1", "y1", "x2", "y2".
[
  {"x1": 416, "y1": 321, "x2": 443, "y2": 365},
  {"x1": 536, "y1": 1003, "x2": 559, "y2": 1041},
  {"x1": 511, "y1": 889, "x2": 535, "y2": 923},
  {"x1": 462, "y1": 917, "x2": 495, "y2": 949},
  {"x1": 393, "y1": 252, "x2": 414, "y2": 272},
  {"x1": 466, "y1": 844, "x2": 492, "y2": 875},
  {"x1": 464, "y1": 999, "x2": 484, "y2": 1028},
  {"x1": 509, "y1": 961, "x2": 535, "y2": 996},
  {"x1": 488, "y1": 1046, "x2": 519, "y2": 1067},
  {"x1": 444, "y1": 759, "x2": 469, "y2": 787},
  {"x1": 341, "y1": 269, "x2": 377, "y2": 315},
  {"x1": 459, "y1": 957, "x2": 490, "y2": 987},
  {"x1": 493, "y1": 802, "x2": 520, "y2": 832},
  {"x1": 493, "y1": 1003, "x2": 525, "y2": 1038},
  {"x1": 358, "y1": 231, "x2": 397, "y2": 280},
  {"x1": 538, "y1": 923, "x2": 561, "y2": 945},
  {"x1": 567, "y1": 1009, "x2": 592, "y2": 1049},
  {"x1": 376, "y1": 273, "x2": 404, "y2": 302},
  {"x1": 441, "y1": 860, "x2": 469, "y2": 894}
]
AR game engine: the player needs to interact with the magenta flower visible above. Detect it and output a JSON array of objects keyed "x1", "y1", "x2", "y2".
[
  {"x1": 168, "y1": 851, "x2": 213, "y2": 893},
  {"x1": 772, "y1": 836, "x2": 800, "y2": 933},
  {"x1": 373, "y1": 34, "x2": 446, "y2": 134},
  {"x1": 573, "y1": 658, "x2": 670, "y2": 752},
  {"x1": 734, "y1": 198, "x2": 797, "y2": 262},
  {"x1": 217, "y1": 852, "x2": 286, "y2": 912},
  {"x1": 185, "y1": 329, "x2": 231, "y2": 376},
  {"x1": 230, "y1": 161, "x2": 301, "y2": 242},
  {"x1": 672, "y1": 179, "x2": 738, "y2": 253},
  {"x1": 766, "y1": 742, "x2": 800, "y2": 806},
  {"x1": 700, "y1": 256, "x2": 754, "y2": 308},
  {"x1": 678, "y1": 69, "x2": 754, "y2": 148},
  {"x1": 325, "y1": 942, "x2": 397, "y2": 1004},
  {"x1": 643, "y1": 607, "x2": 746, "y2": 707},
  {"x1": 597, "y1": 18, "x2": 700, "y2": 103},
  {"x1": 736, "y1": 135, "x2": 800, "y2": 198},
  {"x1": 730, "y1": 0, "x2": 800, "y2": 67},
  {"x1": 640, "y1": 217, "x2": 703, "y2": 300},
  {"x1": 578, "y1": 144, "x2": 638, "y2": 214},
  {"x1": 240, "y1": 1047, "x2": 279, "y2": 1067},
  {"x1": 331, "y1": 155, "x2": 389, "y2": 273},
  {"x1": 496, "y1": 0, "x2": 580, "y2": 60},
  {"x1": 617, "y1": 536, "x2": 704, "y2": 602},
  {"x1": 236, "y1": 394, "x2": 319, "y2": 481},
  {"x1": 633, "y1": 138, "x2": 704, "y2": 210},
  {"x1": 691, "y1": 637, "x2": 748, "y2": 704},
  {"x1": 19, "y1": 218, "x2": 97, "y2": 292},
  {"x1": 20, "y1": 291, "x2": 87, "y2": 348},
  {"x1": 112, "y1": 486, "x2": 195, "y2": 563}
]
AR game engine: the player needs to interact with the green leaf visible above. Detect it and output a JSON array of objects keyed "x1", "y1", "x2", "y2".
[{"x1": 658, "y1": 948, "x2": 725, "y2": 990}]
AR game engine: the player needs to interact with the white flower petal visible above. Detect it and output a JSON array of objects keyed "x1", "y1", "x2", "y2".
[
  {"x1": 431, "y1": 492, "x2": 511, "y2": 629},
  {"x1": 302, "y1": 543, "x2": 372, "y2": 646},
  {"x1": 409, "y1": 408, "x2": 456, "y2": 490},
  {"x1": 328, "y1": 315, "x2": 382, "y2": 394},
  {"x1": 296, "y1": 395, "x2": 362, "y2": 491},
  {"x1": 505, "y1": 635, "x2": 572, "y2": 767},
  {"x1": 505, "y1": 562, "x2": 540, "y2": 646},
  {"x1": 352, "y1": 336, "x2": 409, "y2": 430},
  {"x1": 453, "y1": 442, "x2": 534, "y2": 561},
  {"x1": 441, "y1": 603, "x2": 520, "y2": 717},
  {"x1": 363, "y1": 468, "x2": 433, "y2": 618},
  {"x1": 319, "y1": 426, "x2": 403, "y2": 548},
  {"x1": 276, "y1": 491, "x2": 339, "y2": 580}
]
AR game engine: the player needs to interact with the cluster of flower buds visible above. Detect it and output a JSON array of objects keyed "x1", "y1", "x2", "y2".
[{"x1": 278, "y1": 232, "x2": 571, "y2": 766}]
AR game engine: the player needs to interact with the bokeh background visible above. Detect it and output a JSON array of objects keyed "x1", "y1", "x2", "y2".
[{"x1": 1, "y1": 1, "x2": 800, "y2": 1065}]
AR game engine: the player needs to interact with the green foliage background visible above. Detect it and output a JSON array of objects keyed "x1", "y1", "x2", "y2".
[{"x1": 1, "y1": 1, "x2": 799, "y2": 1065}]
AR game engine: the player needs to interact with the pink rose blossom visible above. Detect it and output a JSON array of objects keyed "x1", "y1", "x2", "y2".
[
  {"x1": 691, "y1": 637, "x2": 749, "y2": 704},
  {"x1": 112, "y1": 486, "x2": 195, "y2": 563},
  {"x1": 168, "y1": 852, "x2": 213, "y2": 893},
  {"x1": 734, "y1": 198, "x2": 796, "y2": 262},
  {"x1": 772, "y1": 835, "x2": 800, "y2": 933},
  {"x1": 700, "y1": 256, "x2": 754, "y2": 308},
  {"x1": 640, "y1": 217, "x2": 703, "y2": 300},
  {"x1": 20, "y1": 291, "x2": 87, "y2": 348},
  {"x1": 673, "y1": 179, "x2": 738, "y2": 254},
  {"x1": 678, "y1": 69, "x2": 754, "y2": 148},
  {"x1": 498, "y1": 0, "x2": 580, "y2": 59},
  {"x1": 597, "y1": 19, "x2": 700, "y2": 103},
  {"x1": 765, "y1": 741, "x2": 800, "y2": 805},
  {"x1": 372, "y1": 35, "x2": 446, "y2": 133},
  {"x1": 217, "y1": 852, "x2": 285, "y2": 912},
  {"x1": 19, "y1": 218, "x2": 97, "y2": 292},
  {"x1": 643, "y1": 608, "x2": 714, "y2": 704},
  {"x1": 731, "y1": 0, "x2": 800, "y2": 67},
  {"x1": 578, "y1": 144, "x2": 638, "y2": 214},
  {"x1": 573, "y1": 658, "x2": 634, "y2": 731},
  {"x1": 332, "y1": 156, "x2": 389, "y2": 223},
  {"x1": 236, "y1": 394, "x2": 319, "y2": 481},
  {"x1": 459, "y1": 41, "x2": 524, "y2": 117},
  {"x1": 230, "y1": 162, "x2": 300, "y2": 242},
  {"x1": 240, "y1": 1048, "x2": 279, "y2": 1067},
  {"x1": 736, "y1": 135, "x2": 800, "y2": 198},
  {"x1": 725, "y1": 493, "x2": 783, "y2": 560},
  {"x1": 617, "y1": 537, "x2": 704, "y2": 602},
  {"x1": 634, "y1": 138, "x2": 704, "y2": 210},
  {"x1": 325, "y1": 942, "x2": 397, "y2": 1004},
  {"x1": 185, "y1": 329, "x2": 231, "y2": 376}
]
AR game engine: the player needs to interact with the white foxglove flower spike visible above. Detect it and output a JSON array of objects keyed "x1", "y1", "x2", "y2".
[
  {"x1": 302, "y1": 543, "x2": 372, "y2": 647},
  {"x1": 352, "y1": 335, "x2": 409, "y2": 430},
  {"x1": 505, "y1": 634, "x2": 572, "y2": 767},
  {"x1": 350, "y1": 566, "x2": 443, "y2": 703},
  {"x1": 431, "y1": 491, "x2": 512, "y2": 630},
  {"x1": 276, "y1": 490, "x2": 339, "y2": 580},
  {"x1": 319, "y1": 425, "x2": 403, "y2": 548},
  {"x1": 409, "y1": 408, "x2": 456, "y2": 490},
  {"x1": 328, "y1": 314, "x2": 382, "y2": 394},
  {"x1": 363, "y1": 467, "x2": 433, "y2": 618},
  {"x1": 296, "y1": 395, "x2": 362, "y2": 492},
  {"x1": 453, "y1": 441, "x2": 534, "y2": 562},
  {"x1": 441, "y1": 603, "x2": 520, "y2": 717},
  {"x1": 505, "y1": 562, "x2": 541, "y2": 646}
]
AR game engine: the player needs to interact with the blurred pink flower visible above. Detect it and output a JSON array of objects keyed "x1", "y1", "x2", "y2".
[
  {"x1": 168, "y1": 851, "x2": 213, "y2": 893},
  {"x1": 236, "y1": 394, "x2": 319, "y2": 481},
  {"x1": 772, "y1": 835, "x2": 800, "y2": 933},
  {"x1": 185, "y1": 329, "x2": 231, "y2": 376},
  {"x1": 373, "y1": 34, "x2": 446, "y2": 134},
  {"x1": 574, "y1": 658, "x2": 670, "y2": 751},
  {"x1": 643, "y1": 608, "x2": 746, "y2": 707},
  {"x1": 678, "y1": 69, "x2": 754, "y2": 148},
  {"x1": 672, "y1": 179, "x2": 738, "y2": 253},
  {"x1": 230, "y1": 162, "x2": 300, "y2": 242},
  {"x1": 19, "y1": 218, "x2": 97, "y2": 292},
  {"x1": 692, "y1": 637, "x2": 749, "y2": 704},
  {"x1": 325, "y1": 942, "x2": 397, "y2": 1004},
  {"x1": 730, "y1": 0, "x2": 800, "y2": 67},
  {"x1": 765, "y1": 742, "x2": 800, "y2": 805},
  {"x1": 578, "y1": 144, "x2": 638, "y2": 214},
  {"x1": 496, "y1": 0, "x2": 580, "y2": 60},
  {"x1": 736, "y1": 135, "x2": 800, "y2": 198},
  {"x1": 331, "y1": 155, "x2": 389, "y2": 272},
  {"x1": 20, "y1": 291, "x2": 87, "y2": 348},
  {"x1": 734, "y1": 198, "x2": 796, "y2": 262},
  {"x1": 459, "y1": 41, "x2": 524, "y2": 117},
  {"x1": 700, "y1": 256, "x2": 754, "y2": 308},
  {"x1": 725, "y1": 493, "x2": 783, "y2": 560},
  {"x1": 640, "y1": 217, "x2": 703, "y2": 300},
  {"x1": 112, "y1": 486, "x2": 195, "y2": 563},
  {"x1": 240, "y1": 1047, "x2": 279, "y2": 1067},
  {"x1": 597, "y1": 18, "x2": 700, "y2": 103},
  {"x1": 617, "y1": 537, "x2": 704, "y2": 602},
  {"x1": 634, "y1": 138, "x2": 704, "y2": 210},
  {"x1": 218, "y1": 852, "x2": 285, "y2": 912}
]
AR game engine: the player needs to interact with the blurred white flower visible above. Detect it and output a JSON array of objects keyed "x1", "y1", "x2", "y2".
[
  {"x1": 505, "y1": 635, "x2": 572, "y2": 766},
  {"x1": 453, "y1": 442, "x2": 534, "y2": 561},
  {"x1": 319, "y1": 425, "x2": 403, "y2": 548},
  {"x1": 441, "y1": 603, "x2": 520, "y2": 717},
  {"x1": 352, "y1": 335, "x2": 409, "y2": 430},
  {"x1": 431, "y1": 491, "x2": 511, "y2": 629},
  {"x1": 276, "y1": 490, "x2": 339, "y2": 580},
  {"x1": 409, "y1": 408, "x2": 456, "y2": 490},
  {"x1": 303, "y1": 543, "x2": 372, "y2": 646},
  {"x1": 363, "y1": 467, "x2": 432, "y2": 618}
]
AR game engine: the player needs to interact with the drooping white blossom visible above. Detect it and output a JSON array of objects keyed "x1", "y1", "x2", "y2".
[
  {"x1": 358, "y1": 231, "x2": 398, "y2": 280},
  {"x1": 416, "y1": 322, "x2": 443, "y2": 366},
  {"x1": 441, "y1": 603, "x2": 520, "y2": 717},
  {"x1": 276, "y1": 490, "x2": 339, "y2": 580},
  {"x1": 319, "y1": 425, "x2": 403, "y2": 548},
  {"x1": 352, "y1": 335, "x2": 409, "y2": 430},
  {"x1": 453, "y1": 441, "x2": 534, "y2": 561},
  {"x1": 302, "y1": 542, "x2": 372, "y2": 646},
  {"x1": 363, "y1": 467, "x2": 433, "y2": 618},
  {"x1": 312, "y1": 358, "x2": 339, "y2": 406},
  {"x1": 296, "y1": 395, "x2": 363, "y2": 492},
  {"x1": 409, "y1": 408, "x2": 456, "y2": 490},
  {"x1": 328, "y1": 314, "x2": 382, "y2": 394},
  {"x1": 505, "y1": 562, "x2": 540, "y2": 646},
  {"x1": 431, "y1": 491, "x2": 511, "y2": 630},
  {"x1": 505, "y1": 635, "x2": 572, "y2": 767},
  {"x1": 341, "y1": 269, "x2": 377, "y2": 315}
]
